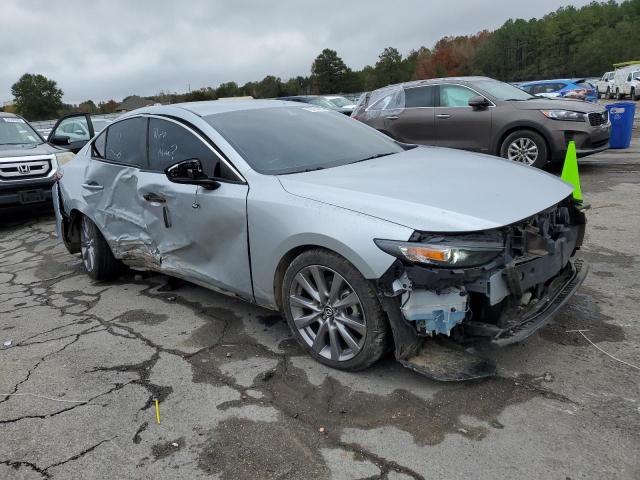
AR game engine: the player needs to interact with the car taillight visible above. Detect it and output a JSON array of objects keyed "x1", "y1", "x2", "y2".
[{"x1": 574, "y1": 89, "x2": 587, "y2": 95}]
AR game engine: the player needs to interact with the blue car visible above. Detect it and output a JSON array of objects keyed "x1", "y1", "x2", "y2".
[{"x1": 518, "y1": 79, "x2": 598, "y2": 102}]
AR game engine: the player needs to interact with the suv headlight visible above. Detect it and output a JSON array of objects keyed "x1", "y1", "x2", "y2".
[
  {"x1": 374, "y1": 238, "x2": 504, "y2": 268},
  {"x1": 541, "y1": 110, "x2": 585, "y2": 122},
  {"x1": 54, "y1": 152, "x2": 75, "y2": 166}
]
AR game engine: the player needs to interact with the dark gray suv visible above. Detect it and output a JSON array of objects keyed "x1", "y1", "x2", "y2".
[{"x1": 352, "y1": 77, "x2": 610, "y2": 168}]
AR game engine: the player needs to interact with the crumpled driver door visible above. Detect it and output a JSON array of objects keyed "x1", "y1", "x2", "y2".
[{"x1": 136, "y1": 169, "x2": 252, "y2": 301}]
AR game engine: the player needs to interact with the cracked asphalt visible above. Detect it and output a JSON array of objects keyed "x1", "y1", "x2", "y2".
[{"x1": 1, "y1": 143, "x2": 639, "y2": 480}]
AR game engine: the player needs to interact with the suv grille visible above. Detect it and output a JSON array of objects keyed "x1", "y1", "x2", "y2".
[
  {"x1": 0, "y1": 157, "x2": 52, "y2": 181},
  {"x1": 588, "y1": 111, "x2": 608, "y2": 126}
]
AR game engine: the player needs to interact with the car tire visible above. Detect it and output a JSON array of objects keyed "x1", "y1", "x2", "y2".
[
  {"x1": 606, "y1": 88, "x2": 612, "y2": 99},
  {"x1": 632, "y1": 88, "x2": 640, "y2": 101},
  {"x1": 616, "y1": 89, "x2": 623, "y2": 100},
  {"x1": 80, "y1": 215, "x2": 121, "y2": 281},
  {"x1": 281, "y1": 248, "x2": 390, "y2": 371},
  {"x1": 500, "y1": 130, "x2": 548, "y2": 168}
]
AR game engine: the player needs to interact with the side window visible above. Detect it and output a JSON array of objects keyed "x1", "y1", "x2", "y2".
[
  {"x1": 54, "y1": 116, "x2": 90, "y2": 143},
  {"x1": 439, "y1": 85, "x2": 478, "y2": 107},
  {"x1": 148, "y1": 118, "x2": 235, "y2": 180},
  {"x1": 105, "y1": 117, "x2": 148, "y2": 168},
  {"x1": 92, "y1": 130, "x2": 107, "y2": 158},
  {"x1": 404, "y1": 86, "x2": 435, "y2": 108},
  {"x1": 368, "y1": 94, "x2": 393, "y2": 111}
]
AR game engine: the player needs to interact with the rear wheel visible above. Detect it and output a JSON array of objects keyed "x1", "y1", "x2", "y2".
[
  {"x1": 500, "y1": 130, "x2": 548, "y2": 168},
  {"x1": 281, "y1": 249, "x2": 390, "y2": 371},
  {"x1": 80, "y1": 215, "x2": 121, "y2": 280},
  {"x1": 632, "y1": 88, "x2": 640, "y2": 101},
  {"x1": 616, "y1": 89, "x2": 623, "y2": 100}
]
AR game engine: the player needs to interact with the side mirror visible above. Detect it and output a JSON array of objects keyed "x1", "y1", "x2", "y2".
[
  {"x1": 165, "y1": 159, "x2": 220, "y2": 190},
  {"x1": 468, "y1": 96, "x2": 491, "y2": 109},
  {"x1": 51, "y1": 135, "x2": 71, "y2": 146}
]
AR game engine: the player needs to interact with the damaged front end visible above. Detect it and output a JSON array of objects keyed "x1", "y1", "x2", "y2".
[{"x1": 376, "y1": 197, "x2": 588, "y2": 381}]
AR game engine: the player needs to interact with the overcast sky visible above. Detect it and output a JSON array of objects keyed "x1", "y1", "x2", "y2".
[{"x1": 2, "y1": 0, "x2": 594, "y2": 104}]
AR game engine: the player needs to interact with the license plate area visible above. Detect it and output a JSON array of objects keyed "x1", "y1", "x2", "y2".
[{"x1": 18, "y1": 189, "x2": 45, "y2": 204}]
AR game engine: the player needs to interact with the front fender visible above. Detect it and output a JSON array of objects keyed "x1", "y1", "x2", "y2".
[{"x1": 247, "y1": 176, "x2": 413, "y2": 309}]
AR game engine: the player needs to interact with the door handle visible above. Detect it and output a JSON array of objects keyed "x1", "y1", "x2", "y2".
[
  {"x1": 385, "y1": 115, "x2": 399, "y2": 120},
  {"x1": 143, "y1": 192, "x2": 166, "y2": 203},
  {"x1": 436, "y1": 114, "x2": 451, "y2": 119},
  {"x1": 81, "y1": 183, "x2": 103, "y2": 191}
]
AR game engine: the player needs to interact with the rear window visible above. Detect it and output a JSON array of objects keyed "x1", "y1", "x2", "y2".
[{"x1": 205, "y1": 106, "x2": 403, "y2": 175}]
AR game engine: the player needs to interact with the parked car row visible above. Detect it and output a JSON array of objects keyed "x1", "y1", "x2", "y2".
[
  {"x1": 276, "y1": 95, "x2": 357, "y2": 115},
  {"x1": 518, "y1": 79, "x2": 598, "y2": 102},
  {"x1": 352, "y1": 76, "x2": 610, "y2": 168},
  {"x1": 51, "y1": 98, "x2": 588, "y2": 379}
]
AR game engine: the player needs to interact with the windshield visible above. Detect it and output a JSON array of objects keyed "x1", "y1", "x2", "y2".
[
  {"x1": 326, "y1": 96, "x2": 352, "y2": 107},
  {"x1": 205, "y1": 106, "x2": 403, "y2": 175},
  {"x1": 0, "y1": 117, "x2": 43, "y2": 146},
  {"x1": 473, "y1": 79, "x2": 534, "y2": 101}
]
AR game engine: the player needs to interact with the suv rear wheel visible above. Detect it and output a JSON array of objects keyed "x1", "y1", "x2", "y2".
[
  {"x1": 500, "y1": 130, "x2": 548, "y2": 168},
  {"x1": 281, "y1": 249, "x2": 390, "y2": 371},
  {"x1": 80, "y1": 215, "x2": 121, "y2": 280}
]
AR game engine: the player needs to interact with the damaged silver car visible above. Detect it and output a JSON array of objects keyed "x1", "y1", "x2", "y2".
[{"x1": 53, "y1": 100, "x2": 587, "y2": 380}]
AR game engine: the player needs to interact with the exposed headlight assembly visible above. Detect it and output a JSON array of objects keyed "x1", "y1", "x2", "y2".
[
  {"x1": 54, "y1": 151, "x2": 76, "y2": 166},
  {"x1": 541, "y1": 110, "x2": 585, "y2": 122},
  {"x1": 374, "y1": 238, "x2": 504, "y2": 268}
]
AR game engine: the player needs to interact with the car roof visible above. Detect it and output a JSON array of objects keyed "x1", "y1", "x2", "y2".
[
  {"x1": 370, "y1": 76, "x2": 494, "y2": 93},
  {"x1": 0, "y1": 112, "x2": 19, "y2": 118},
  {"x1": 132, "y1": 99, "x2": 303, "y2": 118}
]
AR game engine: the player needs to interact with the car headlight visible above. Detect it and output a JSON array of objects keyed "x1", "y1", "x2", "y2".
[
  {"x1": 541, "y1": 110, "x2": 585, "y2": 122},
  {"x1": 54, "y1": 151, "x2": 75, "y2": 166},
  {"x1": 374, "y1": 238, "x2": 504, "y2": 268}
]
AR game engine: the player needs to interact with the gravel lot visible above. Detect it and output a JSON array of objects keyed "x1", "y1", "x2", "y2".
[{"x1": 1, "y1": 140, "x2": 639, "y2": 479}]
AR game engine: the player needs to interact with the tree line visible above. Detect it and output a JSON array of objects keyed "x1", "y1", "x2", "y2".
[{"x1": 5, "y1": 0, "x2": 640, "y2": 120}]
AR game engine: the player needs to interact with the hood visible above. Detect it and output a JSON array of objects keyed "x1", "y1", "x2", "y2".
[
  {"x1": 512, "y1": 97, "x2": 602, "y2": 113},
  {"x1": 278, "y1": 146, "x2": 573, "y2": 232},
  {"x1": 0, "y1": 143, "x2": 59, "y2": 159}
]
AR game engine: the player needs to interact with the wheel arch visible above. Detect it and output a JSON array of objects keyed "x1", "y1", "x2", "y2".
[
  {"x1": 495, "y1": 124, "x2": 552, "y2": 159},
  {"x1": 273, "y1": 243, "x2": 377, "y2": 311}
]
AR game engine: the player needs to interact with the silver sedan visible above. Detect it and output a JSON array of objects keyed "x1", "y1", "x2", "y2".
[{"x1": 54, "y1": 100, "x2": 587, "y2": 379}]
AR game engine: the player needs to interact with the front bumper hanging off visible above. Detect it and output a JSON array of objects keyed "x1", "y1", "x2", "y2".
[
  {"x1": 468, "y1": 258, "x2": 588, "y2": 346},
  {"x1": 387, "y1": 259, "x2": 588, "y2": 382}
]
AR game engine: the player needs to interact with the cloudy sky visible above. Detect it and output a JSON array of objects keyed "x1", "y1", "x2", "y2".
[{"x1": 2, "y1": 0, "x2": 594, "y2": 104}]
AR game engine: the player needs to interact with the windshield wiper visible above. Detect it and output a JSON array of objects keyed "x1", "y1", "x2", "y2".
[{"x1": 350, "y1": 152, "x2": 396, "y2": 164}]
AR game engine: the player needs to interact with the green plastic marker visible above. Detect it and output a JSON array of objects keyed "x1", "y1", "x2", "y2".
[{"x1": 561, "y1": 141, "x2": 583, "y2": 202}]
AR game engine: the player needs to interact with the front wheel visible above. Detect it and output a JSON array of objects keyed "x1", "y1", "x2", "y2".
[
  {"x1": 632, "y1": 88, "x2": 640, "y2": 101},
  {"x1": 500, "y1": 130, "x2": 548, "y2": 168},
  {"x1": 281, "y1": 249, "x2": 390, "y2": 371},
  {"x1": 616, "y1": 89, "x2": 623, "y2": 100},
  {"x1": 80, "y1": 215, "x2": 121, "y2": 281}
]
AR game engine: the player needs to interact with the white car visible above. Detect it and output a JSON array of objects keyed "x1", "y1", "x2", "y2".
[{"x1": 596, "y1": 71, "x2": 615, "y2": 99}]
